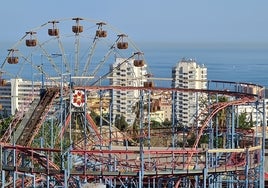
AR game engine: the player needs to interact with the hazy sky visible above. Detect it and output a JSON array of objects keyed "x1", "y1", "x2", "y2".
[{"x1": 1, "y1": 0, "x2": 268, "y2": 44}]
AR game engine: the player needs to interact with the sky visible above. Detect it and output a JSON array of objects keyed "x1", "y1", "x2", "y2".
[{"x1": 1, "y1": 0, "x2": 268, "y2": 44}]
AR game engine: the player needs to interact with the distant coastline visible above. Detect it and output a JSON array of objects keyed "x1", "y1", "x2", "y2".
[
  {"x1": 0, "y1": 41, "x2": 267, "y2": 87},
  {"x1": 136, "y1": 41, "x2": 268, "y2": 87}
]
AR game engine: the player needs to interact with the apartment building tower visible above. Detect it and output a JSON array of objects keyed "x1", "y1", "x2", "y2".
[
  {"x1": 0, "y1": 78, "x2": 51, "y2": 117},
  {"x1": 172, "y1": 58, "x2": 207, "y2": 127},
  {"x1": 109, "y1": 57, "x2": 148, "y2": 126}
]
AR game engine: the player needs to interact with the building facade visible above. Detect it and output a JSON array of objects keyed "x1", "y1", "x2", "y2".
[
  {"x1": 0, "y1": 78, "x2": 49, "y2": 116},
  {"x1": 11, "y1": 78, "x2": 42, "y2": 115},
  {"x1": 0, "y1": 80, "x2": 12, "y2": 117},
  {"x1": 109, "y1": 57, "x2": 148, "y2": 126},
  {"x1": 171, "y1": 58, "x2": 207, "y2": 127}
]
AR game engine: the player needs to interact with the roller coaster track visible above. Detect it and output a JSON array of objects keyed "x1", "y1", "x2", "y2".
[
  {"x1": 71, "y1": 112, "x2": 137, "y2": 151},
  {"x1": 16, "y1": 88, "x2": 59, "y2": 146},
  {"x1": 0, "y1": 95, "x2": 38, "y2": 144},
  {"x1": 86, "y1": 112, "x2": 102, "y2": 141},
  {"x1": 0, "y1": 144, "x2": 260, "y2": 180},
  {"x1": 0, "y1": 88, "x2": 60, "y2": 187},
  {"x1": 1, "y1": 88, "x2": 59, "y2": 146},
  {"x1": 56, "y1": 112, "x2": 103, "y2": 148},
  {"x1": 191, "y1": 97, "x2": 256, "y2": 163},
  {"x1": 1, "y1": 144, "x2": 63, "y2": 188},
  {"x1": 0, "y1": 84, "x2": 262, "y2": 187},
  {"x1": 174, "y1": 96, "x2": 257, "y2": 187},
  {"x1": 184, "y1": 97, "x2": 256, "y2": 147}
]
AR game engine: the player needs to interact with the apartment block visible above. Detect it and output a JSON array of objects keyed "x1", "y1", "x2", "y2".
[
  {"x1": 109, "y1": 57, "x2": 148, "y2": 125},
  {"x1": 171, "y1": 58, "x2": 207, "y2": 127},
  {"x1": 0, "y1": 78, "x2": 51, "y2": 116}
]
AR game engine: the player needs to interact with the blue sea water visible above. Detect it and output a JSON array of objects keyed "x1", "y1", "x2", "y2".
[
  {"x1": 1, "y1": 41, "x2": 268, "y2": 87},
  {"x1": 138, "y1": 42, "x2": 268, "y2": 87}
]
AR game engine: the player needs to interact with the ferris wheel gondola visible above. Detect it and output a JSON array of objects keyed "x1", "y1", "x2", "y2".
[{"x1": 1, "y1": 17, "x2": 151, "y2": 86}]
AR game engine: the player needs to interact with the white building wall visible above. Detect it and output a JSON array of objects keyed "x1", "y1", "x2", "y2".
[
  {"x1": 237, "y1": 100, "x2": 266, "y2": 127},
  {"x1": 172, "y1": 58, "x2": 207, "y2": 127},
  {"x1": 10, "y1": 78, "x2": 41, "y2": 115},
  {"x1": 110, "y1": 58, "x2": 148, "y2": 125},
  {"x1": 0, "y1": 81, "x2": 12, "y2": 116},
  {"x1": 0, "y1": 78, "x2": 56, "y2": 116}
]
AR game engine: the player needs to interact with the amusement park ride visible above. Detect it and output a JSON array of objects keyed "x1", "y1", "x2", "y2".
[{"x1": 0, "y1": 17, "x2": 266, "y2": 187}]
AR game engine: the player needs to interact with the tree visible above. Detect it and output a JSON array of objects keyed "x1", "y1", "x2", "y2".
[
  {"x1": 150, "y1": 120, "x2": 161, "y2": 128},
  {"x1": 216, "y1": 96, "x2": 228, "y2": 129},
  {"x1": 237, "y1": 111, "x2": 253, "y2": 129},
  {"x1": 162, "y1": 119, "x2": 172, "y2": 127},
  {"x1": 114, "y1": 115, "x2": 128, "y2": 131},
  {"x1": 0, "y1": 116, "x2": 13, "y2": 137},
  {"x1": 90, "y1": 110, "x2": 109, "y2": 126},
  {"x1": 90, "y1": 110, "x2": 100, "y2": 125}
]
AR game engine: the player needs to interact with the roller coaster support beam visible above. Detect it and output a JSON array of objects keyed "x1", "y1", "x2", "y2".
[
  {"x1": 12, "y1": 148, "x2": 16, "y2": 188},
  {"x1": 0, "y1": 145, "x2": 4, "y2": 188},
  {"x1": 51, "y1": 53, "x2": 65, "y2": 171},
  {"x1": 138, "y1": 90, "x2": 144, "y2": 188},
  {"x1": 245, "y1": 147, "x2": 249, "y2": 188},
  {"x1": 260, "y1": 97, "x2": 266, "y2": 188},
  {"x1": 99, "y1": 90, "x2": 104, "y2": 149},
  {"x1": 203, "y1": 151, "x2": 208, "y2": 188},
  {"x1": 171, "y1": 91, "x2": 176, "y2": 148},
  {"x1": 231, "y1": 105, "x2": 235, "y2": 149},
  {"x1": 107, "y1": 89, "x2": 113, "y2": 188}
]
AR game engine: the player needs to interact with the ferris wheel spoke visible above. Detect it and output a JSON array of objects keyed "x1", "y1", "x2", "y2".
[
  {"x1": 90, "y1": 53, "x2": 136, "y2": 86},
  {"x1": 16, "y1": 53, "x2": 32, "y2": 77},
  {"x1": 39, "y1": 46, "x2": 61, "y2": 76},
  {"x1": 2, "y1": 17, "x2": 149, "y2": 87},
  {"x1": 72, "y1": 17, "x2": 83, "y2": 77},
  {"x1": 82, "y1": 22, "x2": 111, "y2": 79},
  {"x1": 0, "y1": 17, "x2": 155, "y2": 186},
  {"x1": 90, "y1": 45, "x2": 115, "y2": 78},
  {"x1": 74, "y1": 37, "x2": 80, "y2": 76},
  {"x1": 57, "y1": 38, "x2": 71, "y2": 73},
  {"x1": 82, "y1": 38, "x2": 98, "y2": 77},
  {"x1": 0, "y1": 34, "x2": 28, "y2": 70}
]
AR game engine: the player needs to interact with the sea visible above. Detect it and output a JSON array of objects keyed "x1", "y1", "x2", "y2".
[
  {"x1": 1, "y1": 41, "x2": 268, "y2": 88},
  {"x1": 137, "y1": 42, "x2": 268, "y2": 88}
]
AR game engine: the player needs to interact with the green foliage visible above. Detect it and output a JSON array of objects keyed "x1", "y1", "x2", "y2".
[
  {"x1": 215, "y1": 136, "x2": 223, "y2": 148},
  {"x1": 114, "y1": 115, "x2": 128, "y2": 131},
  {"x1": 218, "y1": 96, "x2": 228, "y2": 102},
  {"x1": 213, "y1": 96, "x2": 229, "y2": 128},
  {"x1": 187, "y1": 133, "x2": 196, "y2": 147},
  {"x1": 131, "y1": 120, "x2": 139, "y2": 142},
  {"x1": 0, "y1": 116, "x2": 13, "y2": 137},
  {"x1": 89, "y1": 111, "x2": 109, "y2": 126},
  {"x1": 31, "y1": 119, "x2": 68, "y2": 168},
  {"x1": 237, "y1": 111, "x2": 253, "y2": 129},
  {"x1": 162, "y1": 119, "x2": 172, "y2": 127},
  {"x1": 143, "y1": 119, "x2": 171, "y2": 129},
  {"x1": 199, "y1": 134, "x2": 209, "y2": 144},
  {"x1": 90, "y1": 110, "x2": 100, "y2": 125},
  {"x1": 149, "y1": 120, "x2": 161, "y2": 128},
  {"x1": 32, "y1": 119, "x2": 61, "y2": 149}
]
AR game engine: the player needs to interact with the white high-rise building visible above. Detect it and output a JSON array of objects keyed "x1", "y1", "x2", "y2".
[
  {"x1": 110, "y1": 57, "x2": 148, "y2": 126},
  {"x1": 172, "y1": 58, "x2": 207, "y2": 127},
  {"x1": 10, "y1": 78, "x2": 41, "y2": 115},
  {"x1": 0, "y1": 80, "x2": 12, "y2": 117},
  {"x1": 0, "y1": 78, "x2": 51, "y2": 117}
]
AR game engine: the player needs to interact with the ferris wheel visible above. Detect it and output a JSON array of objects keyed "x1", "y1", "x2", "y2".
[
  {"x1": 0, "y1": 17, "x2": 152, "y2": 149},
  {"x1": 0, "y1": 17, "x2": 149, "y2": 86}
]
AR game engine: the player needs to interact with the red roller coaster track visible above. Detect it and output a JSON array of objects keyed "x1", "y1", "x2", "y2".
[{"x1": 0, "y1": 84, "x2": 263, "y2": 187}]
